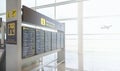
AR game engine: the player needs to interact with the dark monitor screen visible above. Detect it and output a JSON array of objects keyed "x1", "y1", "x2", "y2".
[
  {"x1": 22, "y1": 27, "x2": 35, "y2": 58},
  {"x1": 36, "y1": 29, "x2": 45, "y2": 54}
]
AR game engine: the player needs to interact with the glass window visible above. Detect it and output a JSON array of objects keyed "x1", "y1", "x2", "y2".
[
  {"x1": 37, "y1": 7, "x2": 55, "y2": 19},
  {"x1": 60, "y1": 20, "x2": 78, "y2": 34},
  {"x1": 65, "y1": 38, "x2": 78, "y2": 51},
  {"x1": 56, "y1": 3, "x2": 78, "y2": 19},
  {"x1": 83, "y1": 0, "x2": 120, "y2": 71},
  {"x1": 65, "y1": 35, "x2": 78, "y2": 40},
  {"x1": 84, "y1": 35, "x2": 120, "y2": 40},
  {"x1": 65, "y1": 49, "x2": 78, "y2": 69},
  {"x1": 83, "y1": 39, "x2": 120, "y2": 71},
  {"x1": 56, "y1": 0, "x2": 69, "y2": 2},
  {"x1": 36, "y1": 0, "x2": 55, "y2": 6},
  {"x1": 0, "y1": 0, "x2": 6, "y2": 13},
  {"x1": 83, "y1": 0, "x2": 120, "y2": 17},
  {"x1": 43, "y1": 53, "x2": 57, "y2": 65},
  {"x1": 65, "y1": 35, "x2": 78, "y2": 69},
  {"x1": 21, "y1": 0, "x2": 35, "y2": 7},
  {"x1": 0, "y1": 15, "x2": 6, "y2": 22},
  {"x1": 83, "y1": 17, "x2": 120, "y2": 34}
]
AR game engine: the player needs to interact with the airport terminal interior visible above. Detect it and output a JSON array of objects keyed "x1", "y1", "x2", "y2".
[{"x1": 0, "y1": 0, "x2": 120, "y2": 71}]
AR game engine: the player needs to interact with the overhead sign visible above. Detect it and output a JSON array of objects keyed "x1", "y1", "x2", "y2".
[
  {"x1": 6, "y1": 9, "x2": 17, "y2": 19},
  {"x1": 6, "y1": 21, "x2": 17, "y2": 44},
  {"x1": 40, "y1": 18, "x2": 55, "y2": 28},
  {"x1": 22, "y1": 6, "x2": 65, "y2": 32}
]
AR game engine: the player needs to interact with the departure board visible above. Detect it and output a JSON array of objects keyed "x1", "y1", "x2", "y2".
[
  {"x1": 52, "y1": 32, "x2": 57, "y2": 50},
  {"x1": 60, "y1": 33, "x2": 65, "y2": 48},
  {"x1": 45, "y1": 31, "x2": 52, "y2": 52},
  {"x1": 22, "y1": 27, "x2": 35, "y2": 58},
  {"x1": 57, "y1": 32, "x2": 61, "y2": 49},
  {"x1": 36, "y1": 29, "x2": 45, "y2": 54}
]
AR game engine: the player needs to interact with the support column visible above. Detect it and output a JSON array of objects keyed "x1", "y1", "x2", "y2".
[
  {"x1": 6, "y1": 0, "x2": 22, "y2": 71},
  {"x1": 78, "y1": 1, "x2": 83, "y2": 71},
  {"x1": 1, "y1": 22, "x2": 5, "y2": 47}
]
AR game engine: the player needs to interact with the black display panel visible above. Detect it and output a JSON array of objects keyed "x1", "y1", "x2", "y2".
[
  {"x1": 60, "y1": 33, "x2": 65, "y2": 48},
  {"x1": 57, "y1": 32, "x2": 61, "y2": 49},
  {"x1": 22, "y1": 27, "x2": 35, "y2": 58},
  {"x1": 45, "y1": 31, "x2": 52, "y2": 52},
  {"x1": 36, "y1": 29, "x2": 45, "y2": 54},
  {"x1": 52, "y1": 32, "x2": 57, "y2": 50}
]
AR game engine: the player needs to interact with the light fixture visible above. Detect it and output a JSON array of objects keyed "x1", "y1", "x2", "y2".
[{"x1": 22, "y1": 23, "x2": 57, "y2": 32}]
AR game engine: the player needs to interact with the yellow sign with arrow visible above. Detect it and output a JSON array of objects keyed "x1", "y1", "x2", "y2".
[{"x1": 6, "y1": 9, "x2": 17, "y2": 19}]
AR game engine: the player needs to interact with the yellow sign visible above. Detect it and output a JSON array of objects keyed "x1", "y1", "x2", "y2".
[
  {"x1": 6, "y1": 9, "x2": 17, "y2": 19},
  {"x1": 12, "y1": 9, "x2": 17, "y2": 17},
  {"x1": 8, "y1": 23, "x2": 15, "y2": 36},
  {"x1": 23, "y1": 27, "x2": 28, "y2": 30},
  {"x1": 41, "y1": 18, "x2": 46, "y2": 26},
  {"x1": 6, "y1": 11, "x2": 11, "y2": 19}
]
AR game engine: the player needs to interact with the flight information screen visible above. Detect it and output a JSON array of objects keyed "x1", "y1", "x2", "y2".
[
  {"x1": 36, "y1": 29, "x2": 45, "y2": 54},
  {"x1": 52, "y1": 32, "x2": 57, "y2": 50},
  {"x1": 57, "y1": 32, "x2": 61, "y2": 49},
  {"x1": 22, "y1": 27, "x2": 35, "y2": 58},
  {"x1": 60, "y1": 33, "x2": 65, "y2": 48},
  {"x1": 45, "y1": 31, "x2": 51, "y2": 52}
]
